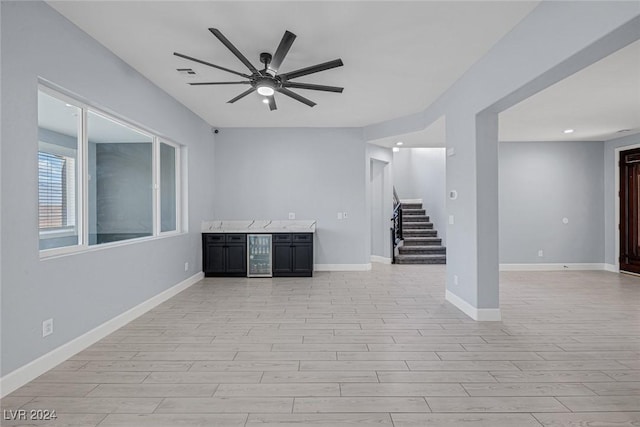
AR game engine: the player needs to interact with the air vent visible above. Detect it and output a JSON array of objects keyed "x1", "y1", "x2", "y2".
[{"x1": 177, "y1": 68, "x2": 196, "y2": 75}]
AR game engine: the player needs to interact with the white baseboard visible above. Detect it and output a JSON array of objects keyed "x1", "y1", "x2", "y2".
[
  {"x1": 370, "y1": 255, "x2": 392, "y2": 264},
  {"x1": 445, "y1": 290, "x2": 501, "y2": 321},
  {"x1": 314, "y1": 264, "x2": 372, "y2": 271},
  {"x1": 499, "y1": 263, "x2": 606, "y2": 271},
  {"x1": 604, "y1": 263, "x2": 618, "y2": 273},
  {"x1": 0, "y1": 272, "x2": 203, "y2": 397}
]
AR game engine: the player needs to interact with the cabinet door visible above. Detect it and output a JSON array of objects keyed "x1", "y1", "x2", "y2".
[
  {"x1": 292, "y1": 244, "x2": 313, "y2": 275},
  {"x1": 272, "y1": 244, "x2": 293, "y2": 275},
  {"x1": 226, "y1": 244, "x2": 247, "y2": 274},
  {"x1": 204, "y1": 244, "x2": 225, "y2": 274}
]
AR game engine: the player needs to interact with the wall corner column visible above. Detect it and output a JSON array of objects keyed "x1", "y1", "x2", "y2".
[{"x1": 445, "y1": 110, "x2": 501, "y2": 321}]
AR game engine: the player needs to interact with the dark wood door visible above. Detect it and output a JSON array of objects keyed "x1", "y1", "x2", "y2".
[{"x1": 620, "y1": 148, "x2": 640, "y2": 274}]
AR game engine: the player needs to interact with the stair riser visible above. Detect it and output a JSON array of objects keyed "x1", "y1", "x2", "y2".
[
  {"x1": 395, "y1": 257, "x2": 447, "y2": 265},
  {"x1": 402, "y1": 222, "x2": 433, "y2": 229},
  {"x1": 401, "y1": 203, "x2": 422, "y2": 210},
  {"x1": 403, "y1": 230, "x2": 438, "y2": 237},
  {"x1": 402, "y1": 216, "x2": 430, "y2": 222},
  {"x1": 402, "y1": 238, "x2": 442, "y2": 247},
  {"x1": 399, "y1": 248, "x2": 447, "y2": 255},
  {"x1": 403, "y1": 210, "x2": 426, "y2": 216}
]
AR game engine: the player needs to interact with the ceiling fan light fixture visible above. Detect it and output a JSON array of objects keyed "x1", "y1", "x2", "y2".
[
  {"x1": 256, "y1": 79, "x2": 276, "y2": 96},
  {"x1": 257, "y1": 86, "x2": 275, "y2": 96}
]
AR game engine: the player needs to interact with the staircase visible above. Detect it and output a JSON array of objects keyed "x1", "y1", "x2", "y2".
[{"x1": 395, "y1": 201, "x2": 446, "y2": 264}]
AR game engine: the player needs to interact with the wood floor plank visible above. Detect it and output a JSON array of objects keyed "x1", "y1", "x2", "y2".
[
  {"x1": 426, "y1": 396, "x2": 569, "y2": 413},
  {"x1": 391, "y1": 413, "x2": 543, "y2": 427}
]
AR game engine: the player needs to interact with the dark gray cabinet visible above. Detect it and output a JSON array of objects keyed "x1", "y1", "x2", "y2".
[
  {"x1": 202, "y1": 233, "x2": 246, "y2": 277},
  {"x1": 272, "y1": 233, "x2": 313, "y2": 277},
  {"x1": 202, "y1": 232, "x2": 313, "y2": 277}
]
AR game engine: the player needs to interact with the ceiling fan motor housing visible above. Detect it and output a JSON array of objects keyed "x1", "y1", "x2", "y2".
[{"x1": 260, "y1": 52, "x2": 272, "y2": 66}]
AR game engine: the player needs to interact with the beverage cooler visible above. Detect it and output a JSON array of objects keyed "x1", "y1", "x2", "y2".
[{"x1": 247, "y1": 234, "x2": 272, "y2": 277}]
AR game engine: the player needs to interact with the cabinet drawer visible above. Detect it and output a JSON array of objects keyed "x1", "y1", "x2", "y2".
[
  {"x1": 205, "y1": 234, "x2": 225, "y2": 243},
  {"x1": 226, "y1": 234, "x2": 245, "y2": 243},
  {"x1": 273, "y1": 233, "x2": 292, "y2": 243},
  {"x1": 293, "y1": 233, "x2": 312, "y2": 242}
]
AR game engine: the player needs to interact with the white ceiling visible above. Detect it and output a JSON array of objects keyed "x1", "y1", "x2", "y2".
[
  {"x1": 48, "y1": 0, "x2": 538, "y2": 129},
  {"x1": 47, "y1": 1, "x2": 639, "y2": 145},
  {"x1": 500, "y1": 38, "x2": 640, "y2": 143}
]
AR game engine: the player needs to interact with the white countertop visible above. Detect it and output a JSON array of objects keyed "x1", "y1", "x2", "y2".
[{"x1": 201, "y1": 220, "x2": 316, "y2": 233}]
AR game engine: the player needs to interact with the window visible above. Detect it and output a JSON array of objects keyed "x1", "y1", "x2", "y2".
[
  {"x1": 38, "y1": 90, "x2": 81, "y2": 250},
  {"x1": 38, "y1": 86, "x2": 184, "y2": 256}
]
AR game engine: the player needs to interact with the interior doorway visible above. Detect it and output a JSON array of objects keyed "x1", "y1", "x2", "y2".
[{"x1": 619, "y1": 147, "x2": 640, "y2": 274}]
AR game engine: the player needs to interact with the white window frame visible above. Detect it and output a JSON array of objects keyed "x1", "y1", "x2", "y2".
[
  {"x1": 38, "y1": 85, "x2": 186, "y2": 259},
  {"x1": 157, "y1": 139, "x2": 182, "y2": 236}
]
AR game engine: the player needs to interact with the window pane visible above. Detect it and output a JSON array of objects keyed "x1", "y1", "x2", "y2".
[
  {"x1": 87, "y1": 111, "x2": 153, "y2": 245},
  {"x1": 160, "y1": 142, "x2": 177, "y2": 232},
  {"x1": 38, "y1": 91, "x2": 80, "y2": 250}
]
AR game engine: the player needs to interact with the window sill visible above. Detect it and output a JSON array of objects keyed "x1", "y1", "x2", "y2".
[{"x1": 39, "y1": 230, "x2": 187, "y2": 261}]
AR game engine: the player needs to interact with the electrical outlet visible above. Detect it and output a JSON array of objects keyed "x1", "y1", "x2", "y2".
[
  {"x1": 42, "y1": 318, "x2": 53, "y2": 337},
  {"x1": 337, "y1": 212, "x2": 343, "y2": 220},
  {"x1": 288, "y1": 212, "x2": 296, "y2": 220},
  {"x1": 453, "y1": 275, "x2": 459, "y2": 285},
  {"x1": 343, "y1": 212, "x2": 348, "y2": 219},
  {"x1": 184, "y1": 262, "x2": 189, "y2": 272},
  {"x1": 538, "y1": 250, "x2": 544, "y2": 257}
]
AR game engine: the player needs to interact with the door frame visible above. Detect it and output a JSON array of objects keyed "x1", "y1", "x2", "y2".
[
  {"x1": 369, "y1": 157, "x2": 391, "y2": 263},
  {"x1": 615, "y1": 143, "x2": 640, "y2": 273}
]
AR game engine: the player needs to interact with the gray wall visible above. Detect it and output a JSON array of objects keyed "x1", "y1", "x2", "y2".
[
  {"x1": 393, "y1": 148, "x2": 447, "y2": 245},
  {"x1": 604, "y1": 133, "x2": 640, "y2": 267},
  {"x1": 1, "y1": 1, "x2": 215, "y2": 376},
  {"x1": 499, "y1": 141, "x2": 605, "y2": 264},
  {"x1": 213, "y1": 127, "x2": 368, "y2": 267}
]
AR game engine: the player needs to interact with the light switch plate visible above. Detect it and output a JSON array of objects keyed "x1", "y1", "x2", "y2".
[{"x1": 288, "y1": 212, "x2": 296, "y2": 220}]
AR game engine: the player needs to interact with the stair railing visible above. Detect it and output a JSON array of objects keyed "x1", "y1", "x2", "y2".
[{"x1": 391, "y1": 187, "x2": 403, "y2": 264}]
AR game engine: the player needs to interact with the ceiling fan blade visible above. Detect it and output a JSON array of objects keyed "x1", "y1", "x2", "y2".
[
  {"x1": 279, "y1": 59, "x2": 343, "y2": 81},
  {"x1": 267, "y1": 96, "x2": 277, "y2": 111},
  {"x1": 173, "y1": 52, "x2": 250, "y2": 78},
  {"x1": 227, "y1": 88, "x2": 256, "y2": 104},
  {"x1": 282, "y1": 82, "x2": 343, "y2": 93},
  {"x1": 277, "y1": 87, "x2": 316, "y2": 107},
  {"x1": 209, "y1": 28, "x2": 259, "y2": 74},
  {"x1": 188, "y1": 81, "x2": 250, "y2": 86},
  {"x1": 269, "y1": 30, "x2": 296, "y2": 74}
]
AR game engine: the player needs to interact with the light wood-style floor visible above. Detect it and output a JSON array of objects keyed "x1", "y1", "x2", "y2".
[{"x1": 2, "y1": 264, "x2": 639, "y2": 426}]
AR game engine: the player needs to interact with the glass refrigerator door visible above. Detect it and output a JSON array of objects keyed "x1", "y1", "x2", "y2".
[{"x1": 248, "y1": 234, "x2": 272, "y2": 277}]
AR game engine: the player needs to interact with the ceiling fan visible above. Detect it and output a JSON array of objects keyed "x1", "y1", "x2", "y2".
[{"x1": 174, "y1": 28, "x2": 344, "y2": 111}]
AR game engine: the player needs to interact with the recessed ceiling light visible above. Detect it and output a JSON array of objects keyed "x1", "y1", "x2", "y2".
[
  {"x1": 396, "y1": 141, "x2": 404, "y2": 146},
  {"x1": 563, "y1": 129, "x2": 574, "y2": 134},
  {"x1": 392, "y1": 147, "x2": 400, "y2": 153}
]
